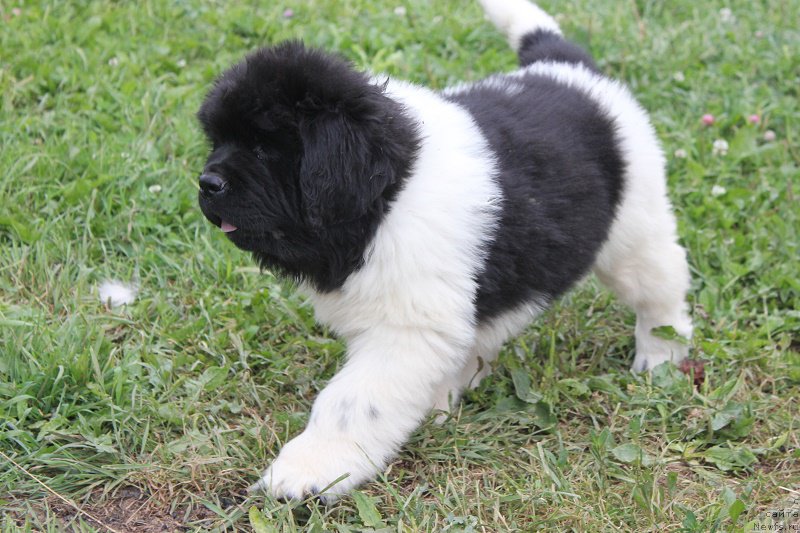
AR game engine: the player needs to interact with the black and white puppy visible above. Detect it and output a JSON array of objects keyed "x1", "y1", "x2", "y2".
[{"x1": 197, "y1": 0, "x2": 693, "y2": 500}]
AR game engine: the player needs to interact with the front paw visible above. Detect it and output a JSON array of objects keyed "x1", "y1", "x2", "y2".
[
  {"x1": 631, "y1": 344, "x2": 689, "y2": 372},
  {"x1": 249, "y1": 430, "x2": 383, "y2": 502}
]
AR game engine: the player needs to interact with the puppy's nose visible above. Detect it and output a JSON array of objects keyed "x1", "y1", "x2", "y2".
[{"x1": 199, "y1": 173, "x2": 227, "y2": 197}]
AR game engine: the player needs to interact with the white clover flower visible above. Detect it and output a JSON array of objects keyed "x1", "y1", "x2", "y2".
[
  {"x1": 177, "y1": 59, "x2": 187, "y2": 68},
  {"x1": 719, "y1": 8, "x2": 734, "y2": 23},
  {"x1": 763, "y1": 130, "x2": 776, "y2": 142},
  {"x1": 711, "y1": 185, "x2": 727, "y2": 197},
  {"x1": 148, "y1": 184, "x2": 162, "y2": 193},
  {"x1": 673, "y1": 71, "x2": 685, "y2": 82},
  {"x1": 674, "y1": 148, "x2": 688, "y2": 159},
  {"x1": 393, "y1": 6, "x2": 407, "y2": 16},
  {"x1": 712, "y1": 139, "x2": 729, "y2": 156},
  {"x1": 108, "y1": 57, "x2": 119, "y2": 67}
]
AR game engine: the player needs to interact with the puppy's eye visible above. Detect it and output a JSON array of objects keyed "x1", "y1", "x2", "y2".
[{"x1": 253, "y1": 146, "x2": 267, "y2": 161}]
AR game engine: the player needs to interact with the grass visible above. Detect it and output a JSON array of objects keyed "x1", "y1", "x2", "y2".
[{"x1": 1, "y1": 0, "x2": 798, "y2": 530}]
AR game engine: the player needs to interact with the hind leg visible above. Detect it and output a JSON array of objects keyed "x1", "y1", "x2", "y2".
[{"x1": 594, "y1": 178, "x2": 693, "y2": 372}]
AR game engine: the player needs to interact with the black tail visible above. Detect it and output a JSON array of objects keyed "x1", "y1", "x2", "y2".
[{"x1": 517, "y1": 30, "x2": 599, "y2": 71}]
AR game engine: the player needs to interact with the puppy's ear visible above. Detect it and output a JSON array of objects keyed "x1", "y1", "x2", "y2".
[{"x1": 298, "y1": 107, "x2": 400, "y2": 229}]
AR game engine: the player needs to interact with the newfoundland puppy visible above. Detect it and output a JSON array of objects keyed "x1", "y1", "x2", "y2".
[{"x1": 197, "y1": 0, "x2": 693, "y2": 500}]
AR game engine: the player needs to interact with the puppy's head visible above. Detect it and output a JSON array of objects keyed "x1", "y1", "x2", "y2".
[{"x1": 197, "y1": 42, "x2": 418, "y2": 290}]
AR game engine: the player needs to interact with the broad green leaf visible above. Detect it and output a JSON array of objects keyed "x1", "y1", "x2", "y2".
[
  {"x1": 531, "y1": 400, "x2": 557, "y2": 430},
  {"x1": 728, "y1": 499, "x2": 746, "y2": 522},
  {"x1": 352, "y1": 490, "x2": 386, "y2": 529},
  {"x1": 702, "y1": 445, "x2": 757, "y2": 471},
  {"x1": 510, "y1": 367, "x2": 531, "y2": 400},
  {"x1": 611, "y1": 443, "x2": 655, "y2": 466},
  {"x1": 711, "y1": 402, "x2": 743, "y2": 431},
  {"x1": 249, "y1": 506, "x2": 278, "y2": 533},
  {"x1": 558, "y1": 378, "x2": 590, "y2": 397},
  {"x1": 200, "y1": 366, "x2": 229, "y2": 391},
  {"x1": 587, "y1": 375, "x2": 628, "y2": 399}
]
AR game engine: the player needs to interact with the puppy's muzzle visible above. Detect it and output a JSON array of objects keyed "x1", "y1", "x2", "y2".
[{"x1": 199, "y1": 173, "x2": 228, "y2": 198}]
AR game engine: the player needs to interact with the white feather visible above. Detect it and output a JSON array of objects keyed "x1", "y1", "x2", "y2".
[{"x1": 98, "y1": 280, "x2": 138, "y2": 307}]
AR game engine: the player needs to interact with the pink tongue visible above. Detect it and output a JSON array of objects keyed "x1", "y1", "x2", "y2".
[{"x1": 220, "y1": 221, "x2": 238, "y2": 233}]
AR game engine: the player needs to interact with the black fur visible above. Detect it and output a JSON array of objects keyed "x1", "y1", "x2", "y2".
[
  {"x1": 518, "y1": 29, "x2": 599, "y2": 71},
  {"x1": 444, "y1": 31, "x2": 624, "y2": 321},
  {"x1": 197, "y1": 41, "x2": 420, "y2": 291}
]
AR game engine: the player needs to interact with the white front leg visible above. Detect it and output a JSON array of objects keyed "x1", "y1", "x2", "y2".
[{"x1": 251, "y1": 326, "x2": 469, "y2": 500}]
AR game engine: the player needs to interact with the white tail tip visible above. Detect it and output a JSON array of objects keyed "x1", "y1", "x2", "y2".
[{"x1": 479, "y1": 0, "x2": 562, "y2": 51}]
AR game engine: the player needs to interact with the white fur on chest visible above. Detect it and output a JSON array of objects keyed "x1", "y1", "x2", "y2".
[{"x1": 306, "y1": 79, "x2": 502, "y2": 346}]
